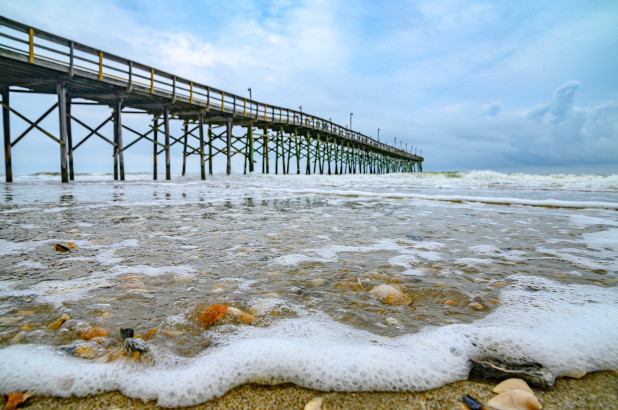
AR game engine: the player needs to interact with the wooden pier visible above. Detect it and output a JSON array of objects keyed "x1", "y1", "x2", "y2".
[{"x1": 0, "y1": 16, "x2": 423, "y2": 183}]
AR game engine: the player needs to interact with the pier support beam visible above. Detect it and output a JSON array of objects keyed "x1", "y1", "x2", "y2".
[
  {"x1": 56, "y1": 82, "x2": 69, "y2": 183},
  {"x1": 2, "y1": 87, "x2": 11, "y2": 183},
  {"x1": 248, "y1": 125, "x2": 254, "y2": 173},
  {"x1": 199, "y1": 114, "x2": 205, "y2": 180},
  {"x1": 153, "y1": 117, "x2": 158, "y2": 180},
  {"x1": 182, "y1": 121, "x2": 188, "y2": 177},
  {"x1": 113, "y1": 99, "x2": 125, "y2": 181},
  {"x1": 66, "y1": 97, "x2": 74, "y2": 180},
  {"x1": 226, "y1": 118, "x2": 232, "y2": 175},
  {"x1": 164, "y1": 106, "x2": 170, "y2": 180}
]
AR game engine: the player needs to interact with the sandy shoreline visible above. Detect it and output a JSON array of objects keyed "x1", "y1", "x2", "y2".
[{"x1": 4, "y1": 371, "x2": 616, "y2": 409}]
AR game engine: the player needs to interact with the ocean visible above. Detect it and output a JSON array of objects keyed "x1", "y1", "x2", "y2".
[{"x1": 0, "y1": 171, "x2": 617, "y2": 407}]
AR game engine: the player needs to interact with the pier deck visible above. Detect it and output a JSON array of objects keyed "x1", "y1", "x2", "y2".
[{"x1": 0, "y1": 16, "x2": 423, "y2": 182}]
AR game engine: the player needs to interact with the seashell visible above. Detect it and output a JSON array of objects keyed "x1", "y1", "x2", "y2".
[
  {"x1": 493, "y1": 378, "x2": 533, "y2": 394},
  {"x1": 48, "y1": 313, "x2": 71, "y2": 330},
  {"x1": 127, "y1": 288, "x2": 155, "y2": 293},
  {"x1": 81, "y1": 326, "x2": 109, "y2": 340},
  {"x1": 143, "y1": 328, "x2": 158, "y2": 340},
  {"x1": 468, "y1": 302, "x2": 485, "y2": 310},
  {"x1": 462, "y1": 394, "x2": 484, "y2": 410},
  {"x1": 226, "y1": 307, "x2": 256, "y2": 323},
  {"x1": 162, "y1": 329, "x2": 184, "y2": 338},
  {"x1": 200, "y1": 305, "x2": 228, "y2": 327},
  {"x1": 445, "y1": 299, "x2": 458, "y2": 306},
  {"x1": 54, "y1": 243, "x2": 69, "y2": 252},
  {"x1": 304, "y1": 396, "x2": 324, "y2": 410},
  {"x1": 67, "y1": 242, "x2": 77, "y2": 249},
  {"x1": 470, "y1": 358, "x2": 555, "y2": 388},
  {"x1": 564, "y1": 369, "x2": 586, "y2": 379},
  {"x1": 10, "y1": 331, "x2": 27, "y2": 344},
  {"x1": 124, "y1": 337, "x2": 149, "y2": 353},
  {"x1": 73, "y1": 345, "x2": 98, "y2": 359},
  {"x1": 369, "y1": 284, "x2": 412, "y2": 305},
  {"x1": 486, "y1": 389, "x2": 542, "y2": 410},
  {"x1": 3, "y1": 392, "x2": 35, "y2": 410},
  {"x1": 120, "y1": 328, "x2": 134, "y2": 340}
]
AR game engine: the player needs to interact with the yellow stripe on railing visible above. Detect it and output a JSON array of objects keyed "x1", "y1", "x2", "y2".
[
  {"x1": 150, "y1": 69, "x2": 154, "y2": 94},
  {"x1": 98, "y1": 52, "x2": 103, "y2": 81},
  {"x1": 221, "y1": 92, "x2": 225, "y2": 110},
  {"x1": 190, "y1": 82, "x2": 193, "y2": 104},
  {"x1": 243, "y1": 99, "x2": 246, "y2": 116},
  {"x1": 28, "y1": 28, "x2": 34, "y2": 63},
  {"x1": 264, "y1": 104, "x2": 267, "y2": 121}
]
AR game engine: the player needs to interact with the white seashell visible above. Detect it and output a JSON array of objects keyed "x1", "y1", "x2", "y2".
[
  {"x1": 486, "y1": 389, "x2": 542, "y2": 410},
  {"x1": 304, "y1": 396, "x2": 324, "y2": 410},
  {"x1": 493, "y1": 378, "x2": 533, "y2": 394},
  {"x1": 369, "y1": 284, "x2": 412, "y2": 305}
]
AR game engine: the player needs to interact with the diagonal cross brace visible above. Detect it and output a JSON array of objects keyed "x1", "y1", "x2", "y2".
[
  {"x1": 0, "y1": 101, "x2": 63, "y2": 145},
  {"x1": 11, "y1": 102, "x2": 59, "y2": 147},
  {"x1": 71, "y1": 114, "x2": 116, "y2": 150}
]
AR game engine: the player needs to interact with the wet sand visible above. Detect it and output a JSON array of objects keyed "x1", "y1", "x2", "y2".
[{"x1": 5, "y1": 371, "x2": 616, "y2": 409}]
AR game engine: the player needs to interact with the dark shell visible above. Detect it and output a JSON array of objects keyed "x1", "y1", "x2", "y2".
[
  {"x1": 120, "y1": 328, "x2": 134, "y2": 340},
  {"x1": 123, "y1": 337, "x2": 149, "y2": 353},
  {"x1": 462, "y1": 394, "x2": 484, "y2": 410},
  {"x1": 469, "y1": 357, "x2": 555, "y2": 388}
]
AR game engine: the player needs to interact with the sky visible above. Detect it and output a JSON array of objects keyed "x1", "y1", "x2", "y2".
[{"x1": 1, "y1": 0, "x2": 617, "y2": 174}]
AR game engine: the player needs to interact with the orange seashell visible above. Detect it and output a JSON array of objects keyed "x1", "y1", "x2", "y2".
[
  {"x1": 67, "y1": 242, "x2": 77, "y2": 249},
  {"x1": 81, "y1": 326, "x2": 109, "y2": 340},
  {"x1": 199, "y1": 305, "x2": 228, "y2": 327},
  {"x1": 3, "y1": 393, "x2": 35, "y2": 410},
  {"x1": 143, "y1": 328, "x2": 158, "y2": 340},
  {"x1": 445, "y1": 300, "x2": 459, "y2": 306}
]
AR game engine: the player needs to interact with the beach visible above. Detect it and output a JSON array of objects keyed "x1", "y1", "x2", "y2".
[
  {"x1": 5, "y1": 371, "x2": 617, "y2": 409},
  {"x1": 1, "y1": 172, "x2": 617, "y2": 407}
]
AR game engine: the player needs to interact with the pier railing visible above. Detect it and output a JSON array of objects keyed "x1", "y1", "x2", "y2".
[{"x1": 0, "y1": 16, "x2": 421, "y2": 161}]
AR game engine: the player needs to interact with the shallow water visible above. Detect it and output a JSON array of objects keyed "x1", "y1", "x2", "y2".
[{"x1": 1, "y1": 172, "x2": 617, "y2": 406}]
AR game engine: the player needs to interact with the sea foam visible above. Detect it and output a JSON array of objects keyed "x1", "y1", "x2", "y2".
[{"x1": 0, "y1": 276, "x2": 615, "y2": 407}]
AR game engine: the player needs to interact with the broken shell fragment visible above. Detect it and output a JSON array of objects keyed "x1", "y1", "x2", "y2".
[
  {"x1": 369, "y1": 284, "x2": 412, "y2": 305},
  {"x1": 199, "y1": 305, "x2": 228, "y2": 327},
  {"x1": 493, "y1": 378, "x2": 533, "y2": 394},
  {"x1": 3, "y1": 393, "x2": 35, "y2": 410},
  {"x1": 67, "y1": 242, "x2": 77, "y2": 249},
  {"x1": 124, "y1": 337, "x2": 149, "y2": 353},
  {"x1": 48, "y1": 313, "x2": 71, "y2": 330},
  {"x1": 81, "y1": 326, "x2": 109, "y2": 341},
  {"x1": 486, "y1": 389, "x2": 542, "y2": 410},
  {"x1": 54, "y1": 243, "x2": 70, "y2": 252},
  {"x1": 143, "y1": 328, "x2": 158, "y2": 340}
]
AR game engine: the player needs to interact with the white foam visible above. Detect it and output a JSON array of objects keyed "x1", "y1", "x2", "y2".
[
  {"x1": 111, "y1": 264, "x2": 196, "y2": 277},
  {"x1": 0, "y1": 276, "x2": 615, "y2": 407},
  {"x1": 15, "y1": 261, "x2": 47, "y2": 269},
  {"x1": 269, "y1": 188, "x2": 618, "y2": 210},
  {"x1": 0, "y1": 239, "x2": 48, "y2": 257},
  {"x1": 538, "y1": 247, "x2": 616, "y2": 272}
]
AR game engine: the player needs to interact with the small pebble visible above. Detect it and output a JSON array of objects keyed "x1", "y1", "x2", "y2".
[{"x1": 48, "y1": 314, "x2": 71, "y2": 330}]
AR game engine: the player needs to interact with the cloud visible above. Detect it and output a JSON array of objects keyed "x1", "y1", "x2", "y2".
[{"x1": 481, "y1": 102, "x2": 503, "y2": 118}]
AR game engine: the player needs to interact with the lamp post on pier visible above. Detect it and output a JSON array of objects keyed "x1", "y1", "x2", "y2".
[
  {"x1": 248, "y1": 88, "x2": 251, "y2": 99},
  {"x1": 350, "y1": 113, "x2": 353, "y2": 130}
]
